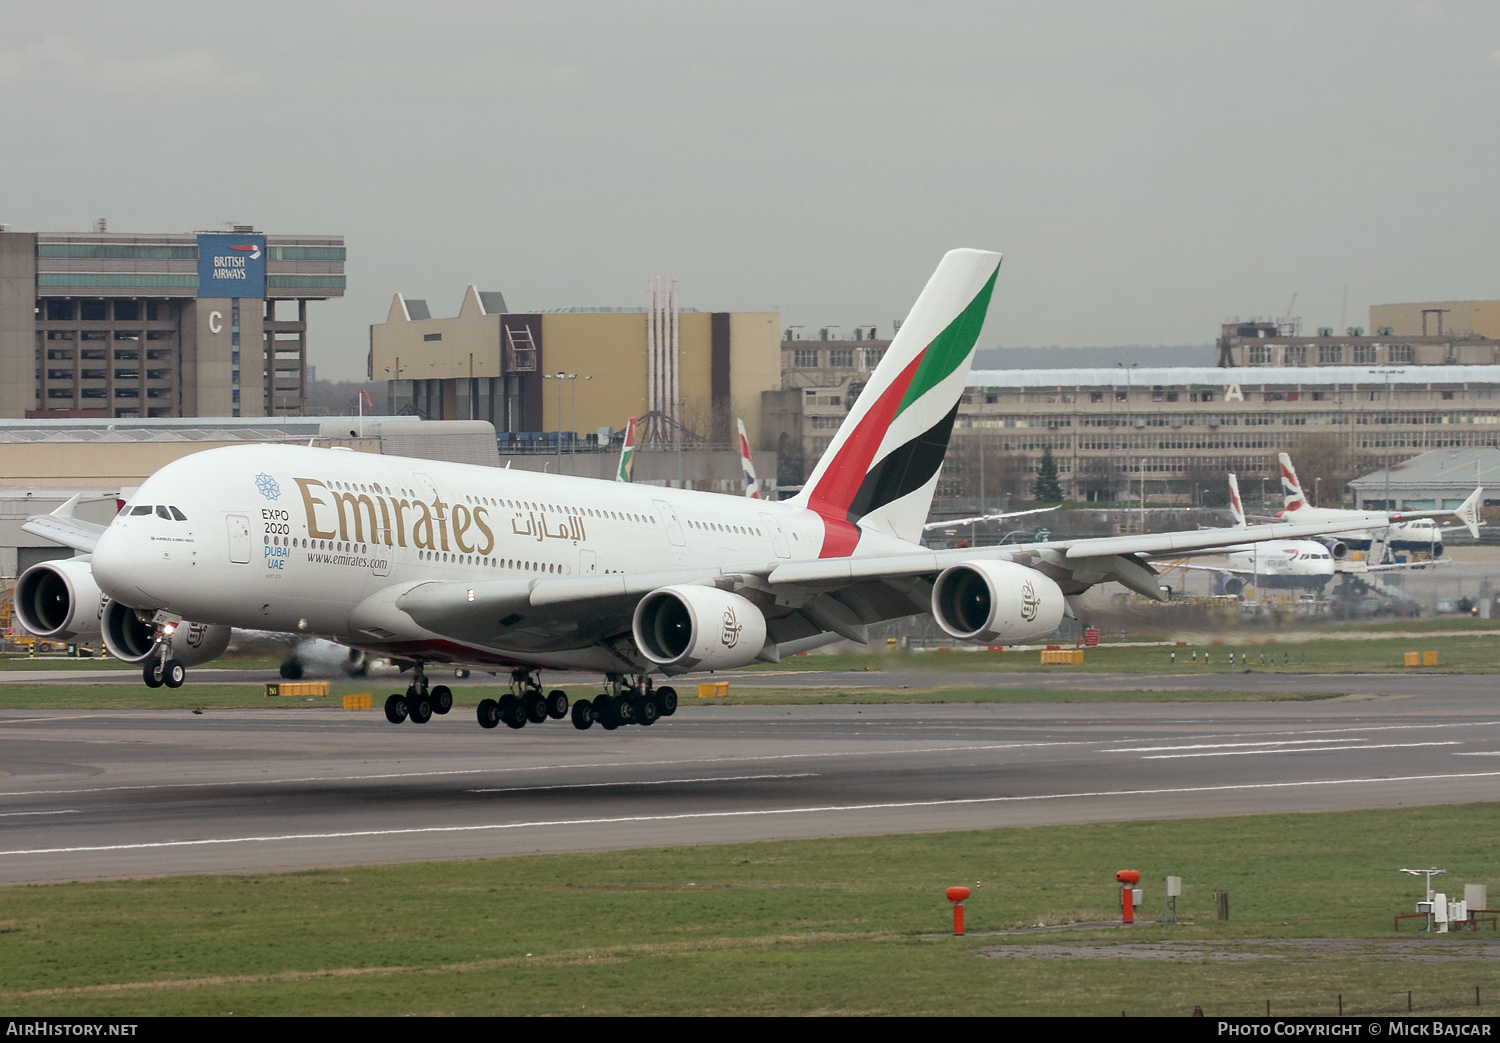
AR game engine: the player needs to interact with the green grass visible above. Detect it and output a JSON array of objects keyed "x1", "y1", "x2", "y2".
[
  {"x1": 0, "y1": 682, "x2": 1342, "y2": 711},
  {"x1": 760, "y1": 632, "x2": 1500, "y2": 674},
  {"x1": 1, "y1": 804, "x2": 1498, "y2": 1015}
]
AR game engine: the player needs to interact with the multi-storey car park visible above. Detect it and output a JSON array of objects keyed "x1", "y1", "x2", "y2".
[{"x1": 0, "y1": 225, "x2": 345, "y2": 420}]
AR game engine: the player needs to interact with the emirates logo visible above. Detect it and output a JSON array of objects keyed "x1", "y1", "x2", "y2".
[
  {"x1": 1020, "y1": 580, "x2": 1040, "y2": 623},
  {"x1": 721, "y1": 605, "x2": 744, "y2": 648}
]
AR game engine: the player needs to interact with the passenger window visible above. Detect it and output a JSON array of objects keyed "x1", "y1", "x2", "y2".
[
  {"x1": 130, "y1": 505, "x2": 152, "y2": 516},
  {"x1": 155, "y1": 506, "x2": 171, "y2": 519},
  {"x1": 169, "y1": 506, "x2": 187, "y2": 521}
]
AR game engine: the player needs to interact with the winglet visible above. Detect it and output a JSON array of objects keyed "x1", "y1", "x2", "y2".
[
  {"x1": 51, "y1": 493, "x2": 83, "y2": 519},
  {"x1": 1454, "y1": 486, "x2": 1483, "y2": 539}
]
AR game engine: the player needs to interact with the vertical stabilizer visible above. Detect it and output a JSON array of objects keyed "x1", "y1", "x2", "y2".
[
  {"x1": 1277, "y1": 453, "x2": 1307, "y2": 511},
  {"x1": 737, "y1": 418, "x2": 759, "y2": 498},
  {"x1": 616, "y1": 417, "x2": 637, "y2": 483},
  {"x1": 794, "y1": 249, "x2": 1001, "y2": 555},
  {"x1": 1228, "y1": 474, "x2": 1246, "y2": 528}
]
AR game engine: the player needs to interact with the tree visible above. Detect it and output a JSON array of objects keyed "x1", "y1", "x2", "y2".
[{"x1": 1032, "y1": 447, "x2": 1064, "y2": 502}]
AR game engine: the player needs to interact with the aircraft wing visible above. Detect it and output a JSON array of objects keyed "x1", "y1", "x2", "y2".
[
  {"x1": 387, "y1": 512, "x2": 1403, "y2": 662},
  {"x1": 21, "y1": 495, "x2": 107, "y2": 554},
  {"x1": 922, "y1": 506, "x2": 1058, "y2": 531}
]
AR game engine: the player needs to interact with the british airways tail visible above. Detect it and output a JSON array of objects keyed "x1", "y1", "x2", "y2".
[
  {"x1": 737, "y1": 418, "x2": 759, "y2": 498},
  {"x1": 1278, "y1": 453, "x2": 1308, "y2": 511},
  {"x1": 793, "y1": 249, "x2": 1001, "y2": 555},
  {"x1": 1228, "y1": 473, "x2": 1247, "y2": 528}
]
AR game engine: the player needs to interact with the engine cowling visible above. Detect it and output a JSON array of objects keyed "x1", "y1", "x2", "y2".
[
  {"x1": 101, "y1": 601, "x2": 231, "y2": 666},
  {"x1": 931, "y1": 560, "x2": 1065, "y2": 644},
  {"x1": 1213, "y1": 572, "x2": 1245, "y2": 597},
  {"x1": 13, "y1": 559, "x2": 105, "y2": 640},
  {"x1": 1319, "y1": 539, "x2": 1348, "y2": 560},
  {"x1": 632, "y1": 585, "x2": 768, "y2": 674}
]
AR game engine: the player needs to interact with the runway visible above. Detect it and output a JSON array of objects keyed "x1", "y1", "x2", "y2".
[{"x1": 0, "y1": 685, "x2": 1497, "y2": 883}]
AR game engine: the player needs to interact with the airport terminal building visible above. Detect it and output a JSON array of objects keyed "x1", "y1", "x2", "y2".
[{"x1": 0, "y1": 226, "x2": 345, "y2": 420}]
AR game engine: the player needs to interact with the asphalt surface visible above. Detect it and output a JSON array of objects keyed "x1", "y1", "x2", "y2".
[{"x1": 0, "y1": 680, "x2": 1497, "y2": 883}]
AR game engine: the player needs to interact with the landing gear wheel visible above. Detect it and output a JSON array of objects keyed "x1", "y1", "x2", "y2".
[
  {"x1": 279, "y1": 660, "x2": 304, "y2": 679},
  {"x1": 546, "y1": 689, "x2": 569, "y2": 720},
  {"x1": 408, "y1": 696, "x2": 433, "y2": 724},
  {"x1": 571, "y1": 699, "x2": 594, "y2": 730},
  {"x1": 524, "y1": 691, "x2": 549, "y2": 724},
  {"x1": 476, "y1": 698, "x2": 500, "y2": 729},
  {"x1": 384, "y1": 694, "x2": 409, "y2": 724},
  {"x1": 635, "y1": 694, "x2": 659, "y2": 726},
  {"x1": 596, "y1": 695, "x2": 619, "y2": 730},
  {"x1": 615, "y1": 695, "x2": 637, "y2": 725},
  {"x1": 405, "y1": 684, "x2": 422, "y2": 701},
  {"x1": 162, "y1": 659, "x2": 186, "y2": 689},
  {"x1": 657, "y1": 686, "x2": 677, "y2": 716},
  {"x1": 143, "y1": 661, "x2": 164, "y2": 689},
  {"x1": 454, "y1": 669, "x2": 471, "y2": 679},
  {"x1": 430, "y1": 684, "x2": 453, "y2": 715},
  {"x1": 499, "y1": 693, "x2": 526, "y2": 729}
]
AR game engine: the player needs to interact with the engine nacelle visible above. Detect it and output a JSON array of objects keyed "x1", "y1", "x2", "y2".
[
  {"x1": 931, "y1": 560, "x2": 1065, "y2": 644},
  {"x1": 13, "y1": 558, "x2": 106, "y2": 640},
  {"x1": 1319, "y1": 539, "x2": 1348, "y2": 560},
  {"x1": 1212, "y1": 572, "x2": 1245, "y2": 597},
  {"x1": 632, "y1": 585, "x2": 768, "y2": 674},
  {"x1": 101, "y1": 601, "x2": 231, "y2": 666}
]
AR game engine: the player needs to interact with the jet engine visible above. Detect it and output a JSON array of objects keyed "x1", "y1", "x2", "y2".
[
  {"x1": 1318, "y1": 539, "x2": 1348, "y2": 560},
  {"x1": 13, "y1": 558, "x2": 106, "y2": 641},
  {"x1": 632, "y1": 585, "x2": 768, "y2": 674},
  {"x1": 101, "y1": 601, "x2": 231, "y2": 666},
  {"x1": 930, "y1": 560, "x2": 1065, "y2": 644},
  {"x1": 1212, "y1": 572, "x2": 1245, "y2": 597}
]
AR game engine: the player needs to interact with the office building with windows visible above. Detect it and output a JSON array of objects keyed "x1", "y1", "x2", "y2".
[{"x1": 0, "y1": 226, "x2": 345, "y2": 419}]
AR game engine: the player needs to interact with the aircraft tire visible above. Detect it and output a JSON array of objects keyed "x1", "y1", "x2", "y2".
[
  {"x1": 615, "y1": 696, "x2": 637, "y2": 725},
  {"x1": 408, "y1": 696, "x2": 433, "y2": 724},
  {"x1": 524, "y1": 692, "x2": 549, "y2": 724},
  {"x1": 163, "y1": 660, "x2": 186, "y2": 689},
  {"x1": 384, "y1": 694, "x2": 408, "y2": 724},
  {"x1": 476, "y1": 698, "x2": 500, "y2": 729},
  {"x1": 498, "y1": 693, "x2": 526, "y2": 729},
  {"x1": 657, "y1": 686, "x2": 677, "y2": 716},
  {"x1": 279, "y1": 660, "x2": 303, "y2": 679},
  {"x1": 143, "y1": 662, "x2": 164, "y2": 689},
  {"x1": 635, "y1": 695, "x2": 659, "y2": 727},
  {"x1": 545, "y1": 689, "x2": 569, "y2": 720},
  {"x1": 596, "y1": 695, "x2": 620, "y2": 730},
  {"x1": 430, "y1": 684, "x2": 453, "y2": 715},
  {"x1": 570, "y1": 699, "x2": 594, "y2": 730}
]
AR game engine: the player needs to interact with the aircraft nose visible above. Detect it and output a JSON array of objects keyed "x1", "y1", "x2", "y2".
[{"x1": 91, "y1": 521, "x2": 142, "y2": 604}]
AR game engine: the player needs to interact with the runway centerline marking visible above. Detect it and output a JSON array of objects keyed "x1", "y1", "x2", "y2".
[
  {"x1": 468, "y1": 773, "x2": 817, "y2": 793},
  {"x1": 0, "y1": 810, "x2": 77, "y2": 818},
  {"x1": 1141, "y1": 741, "x2": 1461, "y2": 760},
  {"x1": 2, "y1": 771, "x2": 1497, "y2": 858},
  {"x1": 1107, "y1": 738, "x2": 1367, "y2": 753}
]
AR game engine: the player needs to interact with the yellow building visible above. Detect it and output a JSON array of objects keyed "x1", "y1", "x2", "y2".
[
  {"x1": 368, "y1": 285, "x2": 780, "y2": 448},
  {"x1": 1369, "y1": 300, "x2": 1500, "y2": 340}
]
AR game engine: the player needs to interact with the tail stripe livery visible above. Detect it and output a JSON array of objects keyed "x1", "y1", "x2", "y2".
[
  {"x1": 797, "y1": 250, "x2": 1000, "y2": 556},
  {"x1": 616, "y1": 417, "x2": 637, "y2": 483},
  {"x1": 737, "y1": 418, "x2": 759, "y2": 498},
  {"x1": 1228, "y1": 473, "x2": 1246, "y2": 528},
  {"x1": 1278, "y1": 452, "x2": 1305, "y2": 510}
]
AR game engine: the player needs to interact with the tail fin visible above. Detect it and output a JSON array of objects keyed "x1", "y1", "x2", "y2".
[
  {"x1": 737, "y1": 418, "x2": 759, "y2": 498},
  {"x1": 1227, "y1": 474, "x2": 1246, "y2": 528},
  {"x1": 1277, "y1": 453, "x2": 1306, "y2": 511},
  {"x1": 794, "y1": 249, "x2": 1001, "y2": 554},
  {"x1": 616, "y1": 417, "x2": 637, "y2": 483}
]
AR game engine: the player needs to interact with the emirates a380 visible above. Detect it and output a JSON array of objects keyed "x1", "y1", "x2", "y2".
[{"x1": 13, "y1": 250, "x2": 1427, "y2": 734}]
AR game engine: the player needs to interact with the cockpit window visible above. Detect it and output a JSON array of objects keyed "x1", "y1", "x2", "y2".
[
  {"x1": 130, "y1": 505, "x2": 151, "y2": 516},
  {"x1": 155, "y1": 505, "x2": 171, "y2": 519},
  {"x1": 169, "y1": 506, "x2": 187, "y2": 521}
]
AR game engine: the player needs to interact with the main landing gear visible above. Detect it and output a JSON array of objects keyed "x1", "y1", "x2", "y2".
[
  {"x1": 475, "y1": 670, "x2": 568, "y2": 731},
  {"x1": 563, "y1": 676, "x2": 677, "y2": 733},
  {"x1": 383, "y1": 664, "x2": 454, "y2": 725}
]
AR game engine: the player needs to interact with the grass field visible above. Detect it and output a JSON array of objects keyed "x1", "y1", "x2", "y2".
[
  {"x1": 0, "y1": 804, "x2": 1496, "y2": 1016},
  {"x1": 0, "y1": 682, "x2": 1344, "y2": 711}
]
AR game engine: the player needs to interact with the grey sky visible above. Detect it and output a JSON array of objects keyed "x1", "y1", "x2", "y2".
[{"x1": 2, "y1": 2, "x2": 1496, "y2": 380}]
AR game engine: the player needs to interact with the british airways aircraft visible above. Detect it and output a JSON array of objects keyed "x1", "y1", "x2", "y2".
[{"x1": 12, "y1": 250, "x2": 1413, "y2": 735}]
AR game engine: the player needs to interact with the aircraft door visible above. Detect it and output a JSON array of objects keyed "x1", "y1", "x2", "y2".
[
  {"x1": 652, "y1": 500, "x2": 686, "y2": 547},
  {"x1": 579, "y1": 549, "x2": 597, "y2": 574},
  {"x1": 760, "y1": 513, "x2": 791, "y2": 558},
  {"x1": 227, "y1": 515, "x2": 251, "y2": 564}
]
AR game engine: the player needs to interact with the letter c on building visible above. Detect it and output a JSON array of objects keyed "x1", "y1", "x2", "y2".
[{"x1": 209, "y1": 310, "x2": 223, "y2": 334}]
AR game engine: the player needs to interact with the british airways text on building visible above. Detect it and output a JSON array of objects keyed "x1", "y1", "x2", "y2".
[{"x1": 196, "y1": 233, "x2": 266, "y2": 298}]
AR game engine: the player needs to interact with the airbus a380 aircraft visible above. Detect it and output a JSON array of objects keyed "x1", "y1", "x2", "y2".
[{"x1": 13, "y1": 250, "x2": 1419, "y2": 736}]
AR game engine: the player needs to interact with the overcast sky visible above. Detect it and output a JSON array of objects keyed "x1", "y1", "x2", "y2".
[{"x1": 3, "y1": 2, "x2": 1497, "y2": 379}]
